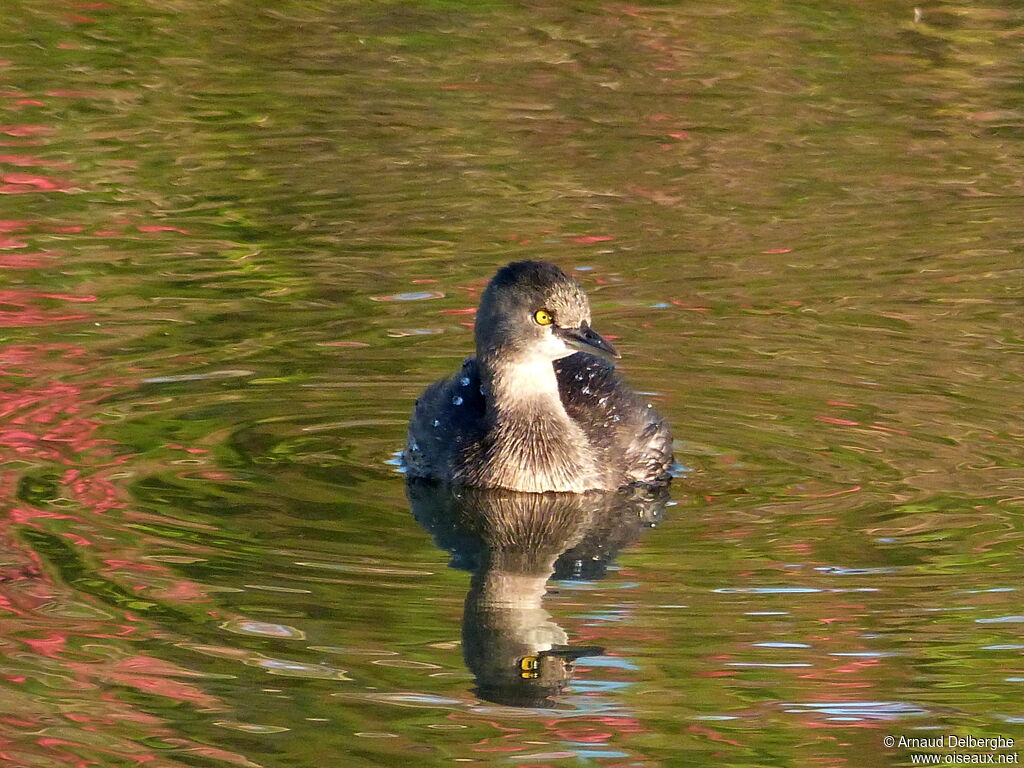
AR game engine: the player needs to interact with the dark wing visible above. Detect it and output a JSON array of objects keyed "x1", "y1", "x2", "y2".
[
  {"x1": 404, "y1": 358, "x2": 486, "y2": 481},
  {"x1": 554, "y1": 352, "x2": 673, "y2": 486},
  {"x1": 627, "y1": 418, "x2": 674, "y2": 485}
]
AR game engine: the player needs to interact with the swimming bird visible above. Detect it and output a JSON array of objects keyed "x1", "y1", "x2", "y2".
[{"x1": 404, "y1": 261, "x2": 673, "y2": 493}]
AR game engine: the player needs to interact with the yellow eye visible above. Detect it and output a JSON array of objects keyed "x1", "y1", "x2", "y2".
[{"x1": 534, "y1": 309, "x2": 554, "y2": 326}]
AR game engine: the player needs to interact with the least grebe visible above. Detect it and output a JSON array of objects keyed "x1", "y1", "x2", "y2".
[{"x1": 404, "y1": 261, "x2": 673, "y2": 493}]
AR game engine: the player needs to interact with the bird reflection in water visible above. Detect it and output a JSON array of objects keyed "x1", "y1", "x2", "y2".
[{"x1": 408, "y1": 481, "x2": 668, "y2": 707}]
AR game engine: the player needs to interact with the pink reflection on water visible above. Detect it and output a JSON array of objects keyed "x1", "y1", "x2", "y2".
[
  {"x1": 137, "y1": 224, "x2": 190, "y2": 234},
  {"x1": 0, "y1": 65, "x2": 264, "y2": 768},
  {"x1": 568, "y1": 235, "x2": 615, "y2": 244},
  {"x1": 0, "y1": 172, "x2": 70, "y2": 192},
  {"x1": 0, "y1": 287, "x2": 97, "y2": 328},
  {"x1": 64, "y1": 656, "x2": 223, "y2": 709},
  {"x1": 0, "y1": 154, "x2": 72, "y2": 168},
  {"x1": 0, "y1": 124, "x2": 55, "y2": 137},
  {"x1": 0, "y1": 339, "x2": 249, "y2": 764}
]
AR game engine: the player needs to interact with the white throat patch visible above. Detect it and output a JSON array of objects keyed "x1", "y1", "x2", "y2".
[{"x1": 496, "y1": 356, "x2": 562, "y2": 403}]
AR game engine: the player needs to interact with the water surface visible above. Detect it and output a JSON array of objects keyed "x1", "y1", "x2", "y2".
[{"x1": 1, "y1": 1, "x2": 1023, "y2": 766}]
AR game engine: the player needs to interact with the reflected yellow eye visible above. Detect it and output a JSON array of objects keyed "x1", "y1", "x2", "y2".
[
  {"x1": 534, "y1": 309, "x2": 554, "y2": 326},
  {"x1": 519, "y1": 656, "x2": 540, "y2": 678}
]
